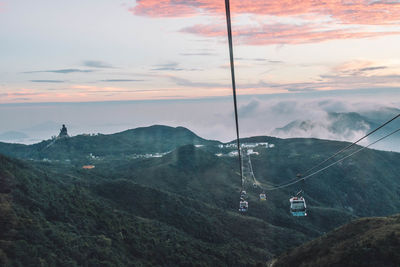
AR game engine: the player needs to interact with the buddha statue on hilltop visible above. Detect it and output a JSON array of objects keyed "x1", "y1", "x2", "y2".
[{"x1": 58, "y1": 124, "x2": 69, "y2": 138}]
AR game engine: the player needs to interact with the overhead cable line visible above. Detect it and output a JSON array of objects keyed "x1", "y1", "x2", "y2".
[
  {"x1": 223, "y1": 0, "x2": 399, "y2": 201},
  {"x1": 267, "y1": 113, "x2": 400, "y2": 189},
  {"x1": 265, "y1": 127, "x2": 400, "y2": 191},
  {"x1": 303, "y1": 113, "x2": 400, "y2": 175},
  {"x1": 224, "y1": 0, "x2": 244, "y2": 190}
]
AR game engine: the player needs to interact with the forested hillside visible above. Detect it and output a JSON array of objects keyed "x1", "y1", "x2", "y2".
[
  {"x1": 271, "y1": 214, "x2": 400, "y2": 267},
  {"x1": 0, "y1": 126, "x2": 399, "y2": 266},
  {"x1": 0, "y1": 154, "x2": 306, "y2": 266}
]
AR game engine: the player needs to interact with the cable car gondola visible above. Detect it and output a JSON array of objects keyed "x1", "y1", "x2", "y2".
[
  {"x1": 289, "y1": 196, "x2": 307, "y2": 216},
  {"x1": 239, "y1": 200, "x2": 248, "y2": 212},
  {"x1": 259, "y1": 193, "x2": 266, "y2": 201}
]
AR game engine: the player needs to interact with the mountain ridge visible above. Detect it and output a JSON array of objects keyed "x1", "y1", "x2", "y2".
[{"x1": 0, "y1": 125, "x2": 220, "y2": 161}]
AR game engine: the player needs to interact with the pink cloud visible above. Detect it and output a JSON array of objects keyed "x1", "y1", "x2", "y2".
[
  {"x1": 181, "y1": 23, "x2": 400, "y2": 45},
  {"x1": 132, "y1": 0, "x2": 400, "y2": 25},
  {"x1": 129, "y1": 1, "x2": 200, "y2": 17}
]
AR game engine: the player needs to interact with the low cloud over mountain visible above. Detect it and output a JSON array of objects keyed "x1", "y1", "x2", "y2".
[{"x1": 0, "y1": 97, "x2": 398, "y2": 151}]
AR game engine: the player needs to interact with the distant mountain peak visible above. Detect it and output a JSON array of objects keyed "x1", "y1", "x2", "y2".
[
  {"x1": 120, "y1": 125, "x2": 197, "y2": 135},
  {"x1": 0, "y1": 125, "x2": 219, "y2": 161},
  {"x1": 0, "y1": 131, "x2": 29, "y2": 141},
  {"x1": 273, "y1": 112, "x2": 371, "y2": 141}
]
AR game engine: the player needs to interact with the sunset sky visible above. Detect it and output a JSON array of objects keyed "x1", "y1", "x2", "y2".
[{"x1": 1, "y1": 0, "x2": 400, "y2": 103}]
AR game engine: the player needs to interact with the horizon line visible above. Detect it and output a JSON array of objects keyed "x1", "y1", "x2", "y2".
[{"x1": 1, "y1": 87, "x2": 399, "y2": 106}]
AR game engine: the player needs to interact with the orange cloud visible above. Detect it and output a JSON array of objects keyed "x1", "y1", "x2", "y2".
[
  {"x1": 181, "y1": 23, "x2": 400, "y2": 45},
  {"x1": 0, "y1": 84, "x2": 234, "y2": 104},
  {"x1": 70, "y1": 85, "x2": 129, "y2": 92},
  {"x1": 0, "y1": 89, "x2": 55, "y2": 103},
  {"x1": 132, "y1": 0, "x2": 400, "y2": 25}
]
